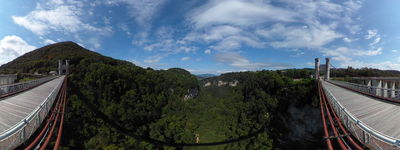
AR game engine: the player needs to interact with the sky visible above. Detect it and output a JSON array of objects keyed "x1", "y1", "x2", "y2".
[{"x1": 1, "y1": 0, "x2": 400, "y2": 74}]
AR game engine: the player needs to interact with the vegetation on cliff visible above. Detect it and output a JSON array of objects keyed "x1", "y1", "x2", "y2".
[{"x1": 1, "y1": 42, "x2": 320, "y2": 149}]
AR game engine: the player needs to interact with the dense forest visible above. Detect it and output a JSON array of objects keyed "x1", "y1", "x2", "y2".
[
  {"x1": 330, "y1": 67, "x2": 400, "y2": 78},
  {"x1": 0, "y1": 42, "x2": 326, "y2": 149}
]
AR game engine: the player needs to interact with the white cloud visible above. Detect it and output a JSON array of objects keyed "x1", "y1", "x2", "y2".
[
  {"x1": 353, "y1": 47, "x2": 383, "y2": 56},
  {"x1": 214, "y1": 52, "x2": 288, "y2": 70},
  {"x1": 12, "y1": 3, "x2": 109, "y2": 35},
  {"x1": 258, "y1": 23, "x2": 342, "y2": 48},
  {"x1": 204, "y1": 49, "x2": 211, "y2": 54},
  {"x1": 290, "y1": 51, "x2": 305, "y2": 57},
  {"x1": 306, "y1": 62, "x2": 314, "y2": 66},
  {"x1": 365, "y1": 29, "x2": 378, "y2": 40},
  {"x1": 323, "y1": 47, "x2": 352, "y2": 63},
  {"x1": 322, "y1": 46, "x2": 386, "y2": 70},
  {"x1": 392, "y1": 50, "x2": 398, "y2": 53},
  {"x1": 342, "y1": 0, "x2": 363, "y2": 34},
  {"x1": 120, "y1": 0, "x2": 166, "y2": 27},
  {"x1": 88, "y1": 37, "x2": 101, "y2": 50},
  {"x1": 118, "y1": 23, "x2": 132, "y2": 36},
  {"x1": 339, "y1": 60, "x2": 400, "y2": 71},
  {"x1": 144, "y1": 54, "x2": 164, "y2": 64},
  {"x1": 12, "y1": 0, "x2": 112, "y2": 49},
  {"x1": 346, "y1": 24, "x2": 361, "y2": 34},
  {"x1": 43, "y1": 39, "x2": 56, "y2": 45},
  {"x1": 213, "y1": 35, "x2": 264, "y2": 51},
  {"x1": 369, "y1": 36, "x2": 381, "y2": 46},
  {"x1": 190, "y1": 0, "x2": 295, "y2": 28},
  {"x1": 344, "y1": 0, "x2": 363, "y2": 11},
  {"x1": 141, "y1": 26, "x2": 199, "y2": 54},
  {"x1": 362, "y1": 29, "x2": 382, "y2": 50},
  {"x1": 186, "y1": 25, "x2": 242, "y2": 42},
  {"x1": 184, "y1": 0, "x2": 351, "y2": 54},
  {"x1": 324, "y1": 47, "x2": 382, "y2": 59},
  {"x1": 370, "y1": 61, "x2": 400, "y2": 70},
  {"x1": 143, "y1": 38, "x2": 197, "y2": 54},
  {"x1": 103, "y1": 0, "x2": 167, "y2": 49},
  {"x1": 0, "y1": 35, "x2": 36, "y2": 65},
  {"x1": 343, "y1": 37, "x2": 356, "y2": 43},
  {"x1": 181, "y1": 57, "x2": 190, "y2": 61}
]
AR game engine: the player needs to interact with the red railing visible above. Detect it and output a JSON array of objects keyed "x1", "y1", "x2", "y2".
[
  {"x1": 322, "y1": 80, "x2": 400, "y2": 149},
  {"x1": 24, "y1": 77, "x2": 67, "y2": 150},
  {"x1": 318, "y1": 80, "x2": 364, "y2": 150}
]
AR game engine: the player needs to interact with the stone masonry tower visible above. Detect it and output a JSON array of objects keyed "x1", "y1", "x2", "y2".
[
  {"x1": 325, "y1": 58, "x2": 330, "y2": 80},
  {"x1": 315, "y1": 58, "x2": 320, "y2": 80},
  {"x1": 58, "y1": 60, "x2": 69, "y2": 75}
]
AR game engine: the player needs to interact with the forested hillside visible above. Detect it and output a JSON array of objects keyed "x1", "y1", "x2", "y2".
[
  {"x1": 1, "y1": 42, "x2": 321, "y2": 149},
  {"x1": 330, "y1": 67, "x2": 400, "y2": 77}
]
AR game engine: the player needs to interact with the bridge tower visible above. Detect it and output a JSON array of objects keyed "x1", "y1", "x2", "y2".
[
  {"x1": 58, "y1": 60, "x2": 69, "y2": 75},
  {"x1": 315, "y1": 58, "x2": 320, "y2": 80},
  {"x1": 325, "y1": 58, "x2": 330, "y2": 80}
]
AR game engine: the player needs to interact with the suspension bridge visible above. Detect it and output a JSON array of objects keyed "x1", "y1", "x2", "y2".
[
  {"x1": 317, "y1": 58, "x2": 400, "y2": 150},
  {"x1": 0, "y1": 60, "x2": 68, "y2": 150}
]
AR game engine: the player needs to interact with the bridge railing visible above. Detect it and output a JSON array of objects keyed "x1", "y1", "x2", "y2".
[
  {"x1": 328, "y1": 80, "x2": 400, "y2": 102},
  {"x1": 0, "y1": 76, "x2": 65, "y2": 150},
  {"x1": 0, "y1": 75, "x2": 58, "y2": 97},
  {"x1": 322, "y1": 82, "x2": 400, "y2": 149}
]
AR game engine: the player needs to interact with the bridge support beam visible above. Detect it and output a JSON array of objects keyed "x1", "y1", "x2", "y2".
[
  {"x1": 372, "y1": 80, "x2": 382, "y2": 96},
  {"x1": 383, "y1": 81, "x2": 388, "y2": 98},
  {"x1": 390, "y1": 82, "x2": 396, "y2": 98},
  {"x1": 365, "y1": 80, "x2": 371, "y2": 87}
]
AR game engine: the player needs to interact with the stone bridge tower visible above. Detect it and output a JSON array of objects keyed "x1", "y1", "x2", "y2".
[
  {"x1": 325, "y1": 58, "x2": 330, "y2": 80},
  {"x1": 58, "y1": 60, "x2": 69, "y2": 75},
  {"x1": 315, "y1": 58, "x2": 320, "y2": 80},
  {"x1": 315, "y1": 57, "x2": 330, "y2": 80}
]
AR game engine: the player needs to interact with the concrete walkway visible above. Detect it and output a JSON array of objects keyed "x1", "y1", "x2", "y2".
[
  {"x1": 0, "y1": 76, "x2": 64, "y2": 133},
  {"x1": 322, "y1": 81, "x2": 400, "y2": 139}
]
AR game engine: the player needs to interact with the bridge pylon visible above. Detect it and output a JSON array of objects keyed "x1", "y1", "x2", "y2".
[
  {"x1": 325, "y1": 58, "x2": 330, "y2": 80},
  {"x1": 315, "y1": 58, "x2": 320, "y2": 80},
  {"x1": 58, "y1": 60, "x2": 69, "y2": 75},
  {"x1": 314, "y1": 57, "x2": 330, "y2": 80}
]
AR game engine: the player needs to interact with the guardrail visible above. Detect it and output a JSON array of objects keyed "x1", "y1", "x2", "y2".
[
  {"x1": 0, "y1": 76, "x2": 65, "y2": 150},
  {"x1": 322, "y1": 81, "x2": 400, "y2": 150},
  {"x1": 328, "y1": 80, "x2": 400, "y2": 103},
  {"x1": 0, "y1": 76, "x2": 58, "y2": 97}
]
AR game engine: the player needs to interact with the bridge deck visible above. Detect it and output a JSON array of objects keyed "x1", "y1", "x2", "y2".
[
  {"x1": 322, "y1": 80, "x2": 400, "y2": 139},
  {"x1": 0, "y1": 76, "x2": 64, "y2": 133}
]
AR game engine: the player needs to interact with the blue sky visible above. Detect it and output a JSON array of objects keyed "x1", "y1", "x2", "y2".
[{"x1": 1, "y1": 0, "x2": 400, "y2": 74}]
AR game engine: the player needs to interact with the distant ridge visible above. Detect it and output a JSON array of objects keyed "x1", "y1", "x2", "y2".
[{"x1": 196, "y1": 73, "x2": 217, "y2": 79}]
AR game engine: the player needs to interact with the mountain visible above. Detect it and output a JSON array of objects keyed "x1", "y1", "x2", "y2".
[
  {"x1": 196, "y1": 73, "x2": 217, "y2": 79},
  {"x1": 0, "y1": 41, "x2": 128, "y2": 74}
]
